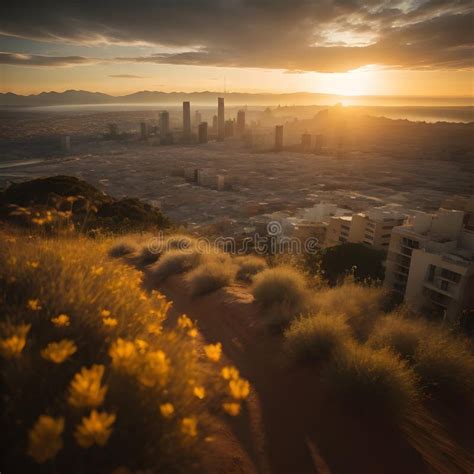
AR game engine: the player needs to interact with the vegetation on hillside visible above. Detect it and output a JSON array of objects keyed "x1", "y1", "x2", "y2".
[{"x1": 0, "y1": 231, "x2": 249, "y2": 473}]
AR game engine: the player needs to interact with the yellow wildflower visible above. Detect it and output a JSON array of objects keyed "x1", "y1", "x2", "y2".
[
  {"x1": 134, "y1": 338, "x2": 149, "y2": 353},
  {"x1": 160, "y1": 403, "x2": 175, "y2": 419},
  {"x1": 27, "y1": 415, "x2": 64, "y2": 463},
  {"x1": 193, "y1": 386, "x2": 206, "y2": 400},
  {"x1": 66, "y1": 195, "x2": 78, "y2": 203},
  {"x1": 27, "y1": 261, "x2": 39, "y2": 268},
  {"x1": 51, "y1": 314, "x2": 70, "y2": 327},
  {"x1": 229, "y1": 378, "x2": 250, "y2": 400},
  {"x1": 41, "y1": 339, "x2": 77, "y2": 364},
  {"x1": 31, "y1": 217, "x2": 46, "y2": 225},
  {"x1": 181, "y1": 417, "x2": 198, "y2": 437},
  {"x1": 103, "y1": 317, "x2": 118, "y2": 327},
  {"x1": 221, "y1": 366, "x2": 239, "y2": 380},
  {"x1": 109, "y1": 338, "x2": 137, "y2": 371},
  {"x1": 188, "y1": 328, "x2": 198, "y2": 338},
  {"x1": 222, "y1": 402, "x2": 241, "y2": 416},
  {"x1": 68, "y1": 365, "x2": 107, "y2": 408},
  {"x1": 137, "y1": 350, "x2": 170, "y2": 387},
  {"x1": 0, "y1": 336, "x2": 27, "y2": 358},
  {"x1": 91, "y1": 265, "x2": 104, "y2": 276},
  {"x1": 147, "y1": 323, "x2": 162, "y2": 335},
  {"x1": 74, "y1": 410, "x2": 116, "y2": 448},
  {"x1": 204, "y1": 343, "x2": 222, "y2": 362},
  {"x1": 27, "y1": 299, "x2": 42, "y2": 311},
  {"x1": 177, "y1": 314, "x2": 193, "y2": 330},
  {"x1": 0, "y1": 323, "x2": 31, "y2": 358},
  {"x1": 100, "y1": 309, "x2": 111, "y2": 317}
]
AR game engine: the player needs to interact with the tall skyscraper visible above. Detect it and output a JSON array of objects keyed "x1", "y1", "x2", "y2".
[
  {"x1": 217, "y1": 97, "x2": 225, "y2": 140},
  {"x1": 160, "y1": 111, "x2": 170, "y2": 136},
  {"x1": 140, "y1": 122, "x2": 148, "y2": 139},
  {"x1": 182, "y1": 101, "x2": 191, "y2": 140},
  {"x1": 275, "y1": 125, "x2": 283, "y2": 151},
  {"x1": 236, "y1": 110, "x2": 245, "y2": 137},
  {"x1": 194, "y1": 110, "x2": 202, "y2": 127},
  {"x1": 198, "y1": 122, "x2": 208, "y2": 143}
]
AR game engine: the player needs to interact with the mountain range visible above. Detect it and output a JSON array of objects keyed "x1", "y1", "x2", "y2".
[{"x1": 1, "y1": 90, "x2": 472, "y2": 108}]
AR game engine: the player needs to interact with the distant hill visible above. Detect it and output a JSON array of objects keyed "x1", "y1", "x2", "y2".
[{"x1": 1, "y1": 89, "x2": 472, "y2": 108}]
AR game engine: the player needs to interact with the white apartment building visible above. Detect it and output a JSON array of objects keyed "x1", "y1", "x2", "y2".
[
  {"x1": 324, "y1": 206, "x2": 406, "y2": 250},
  {"x1": 384, "y1": 208, "x2": 474, "y2": 321}
]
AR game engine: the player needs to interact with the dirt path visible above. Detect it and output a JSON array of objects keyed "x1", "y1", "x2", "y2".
[{"x1": 144, "y1": 274, "x2": 431, "y2": 474}]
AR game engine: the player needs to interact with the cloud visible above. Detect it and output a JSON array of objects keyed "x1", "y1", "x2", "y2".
[
  {"x1": 0, "y1": 1, "x2": 472, "y2": 72},
  {"x1": 0, "y1": 51, "x2": 97, "y2": 66},
  {"x1": 109, "y1": 74, "x2": 145, "y2": 78}
]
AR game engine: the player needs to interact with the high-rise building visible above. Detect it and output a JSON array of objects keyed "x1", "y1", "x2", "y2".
[
  {"x1": 275, "y1": 125, "x2": 283, "y2": 151},
  {"x1": 212, "y1": 115, "x2": 218, "y2": 133},
  {"x1": 236, "y1": 110, "x2": 246, "y2": 137},
  {"x1": 160, "y1": 111, "x2": 170, "y2": 136},
  {"x1": 217, "y1": 97, "x2": 225, "y2": 140},
  {"x1": 140, "y1": 122, "x2": 148, "y2": 139},
  {"x1": 384, "y1": 207, "x2": 474, "y2": 321},
  {"x1": 108, "y1": 123, "x2": 118, "y2": 137},
  {"x1": 224, "y1": 119, "x2": 234, "y2": 137},
  {"x1": 301, "y1": 133, "x2": 311, "y2": 151},
  {"x1": 61, "y1": 135, "x2": 71, "y2": 152},
  {"x1": 198, "y1": 122, "x2": 208, "y2": 143},
  {"x1": 194, "y1": 110, "x2": 202, "y2": 127},
  {"x1": 182, "y1": 101, "x2": 191, "y2": 140}
]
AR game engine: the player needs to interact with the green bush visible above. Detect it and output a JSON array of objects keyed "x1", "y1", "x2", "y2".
[
  {"x1": 322, "y1": 343, "x2": 420, "y2": 421},
  {"x1": 188, "y1": 261, "x2": 236, "y2": 296},
  {"x1": 252, "y1": 266, "x2": 310, "y2": 325},
  {"x1": 234, "y1": 255, "x2": 267, "y2": 283},
  {"x1": 0, "y1": 232, "x2": 248, "y2": 473},
  {"x1": 284, "y1": 314, "x2": 352, "y2": 364}
]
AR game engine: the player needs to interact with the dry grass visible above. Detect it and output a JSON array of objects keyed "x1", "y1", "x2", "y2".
[
  {"x1": 149, "y1": 248, "x2": 202, "y2": 282},
  {"x1": 252, "y1": 266, "x2": 311, "y2": 327},
  {"x1": 284, "y1": 313, "x2": 352, "y2": 364},
  {"x1": 234, "y1": 255, "x2": 267, "y2": 283},
  {"x1": 188, "y1": 261, "x2": 237, "y2": 296},
  {"x1": 108, "y1": 238, "x2": 139, "y2": 258},
  {"x1": 368, "y1": 313, "x2": 428, "y2": 360},
  {"x1": 0, "y1": 231, "x2": 249, "y2": 472},
  {"x1": 312, "y1": 282, "x2": 388, "y2": 340},
  {"x1": 322, "y1": 343, "x2": 420, "y2": 421}
]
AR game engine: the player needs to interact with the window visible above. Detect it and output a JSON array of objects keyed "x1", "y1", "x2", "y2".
[
  {"x1": 441, "y1": 269, "x2": 461, "y2": 283},
  {"x1": 427, "y1": 264, "x2": 435, "y2": 282},
  {"x1": 440, "y1": 280, "x2": 449, "y2": 292},
  {"x1": 381, "y1": 234, "x2": 391, "y2": 238}
]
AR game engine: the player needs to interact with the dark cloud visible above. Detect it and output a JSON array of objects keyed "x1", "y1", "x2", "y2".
[
  {"x1": 0, "y1": 51, "x2": 96, "y2": 66},
  {"x1": 0, "y1": 1, "x2": 472, "y2": 72}
]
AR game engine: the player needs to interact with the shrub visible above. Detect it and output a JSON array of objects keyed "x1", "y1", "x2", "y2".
[
  {"x1": 234, "y1": 255, "x2": 267, "y2": 283},
  {"x1": 368, "y1": 314, "x2": 427, "y2": 360},
  {"x1": 188, "y1": 261, "x2": 236, "y2": 296},
  {"x1": 284, "y1": 314, "x2": 352, "y2": 365},
  {"x1": 150, "y1": 249, "x2": 202, "y2": 282},
  {"x1": 0, "y1": 232, "x2": 248, "y2": 473},
  {"x1": 313, "y1": 282, "x2": 387, "y2": 340},
  {"x1": 163, "y1": 234, "x2": 197, "y2": 251},
  {"x1": 322, "y1": 343, "x2": 420, "y2": 422},
  {"x1": 108, "y1": 238, "x2": 139, "y2": 258},
  {"x1": 414, "y1": 335, "x2": 474, "y2": 408},
  {"x1": 252, "y1": 266, "x2": 310, "y2": 325}
]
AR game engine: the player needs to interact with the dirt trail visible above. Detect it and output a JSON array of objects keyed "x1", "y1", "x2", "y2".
[{"x1": 147, "y1": 274, "x2": 429, "y2": 474}]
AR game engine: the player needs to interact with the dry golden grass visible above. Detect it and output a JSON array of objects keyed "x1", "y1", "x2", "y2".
[{"x1": 0, "y1": 230, "x2": 249, "y2": 473}]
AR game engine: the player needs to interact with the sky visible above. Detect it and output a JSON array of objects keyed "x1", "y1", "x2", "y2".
[{"x1": 0, "y1": 0, "x2": 472, "y2": 98}]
